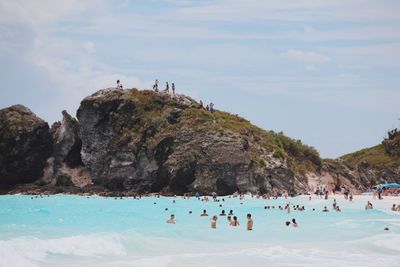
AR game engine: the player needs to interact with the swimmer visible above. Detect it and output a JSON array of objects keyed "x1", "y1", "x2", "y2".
[
  {"x1": 166, "y1": 214, "x2": 175, "y2": 224},
  {"x1": 201, "y1": 209, "x2": 208, "y2": 216},
  {"x1": 322, "y1": 206, "x2": 329, "y2": 212},
  {"x1": 365, "y1": 201, "x2": 373, "y2": 210},
  {"x1": 391, "y1": 204, "x2": 396, "y2": 211},
  {"x1": 189, "y1": 211, "x2": 192, "y2": 214},
  {"x1": 228, "y1": 210, "x2": 234, "y2": 215},
  {"x1": 220, "y1": 210, "x2": 226, "y2": 216},
  {"x1": 227, "y1": 215, "x2": 232, "y2": 224},
  {"x1": 165, "y1": 208, "x2": 168, "y2": 211},
  {"x1": 335, "y1": 206, "x2": 341, "y2": 212},
  {"x1": 230, "y1": 216, "x2": 240, "y2": 227},
  {"x1": 292, "y1": 218, "x2": 298, "y2": 227},
  {"x1": 285, "y1": 221, "x2": 291, "y2": 226},
  {"x1": 247, "y1": 214, "x2": 253, "y2": 230},
  {"x1": 384, "y1": 227, "x2": 389, "y2": 231},
  {"x1": 211, "y1": 215, "x2": 218, "y2": 229}
]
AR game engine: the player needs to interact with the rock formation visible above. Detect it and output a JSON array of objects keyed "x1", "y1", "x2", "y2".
[
  {"x1": 77, "y1": 88, "x2": 321, "y2": 194},
  {"x1": 0, "y1": 105, "x2": 52, "y2": 186},
  {"x1": 1, "y1": 88, "x2": 398, "y2": 195},
  {"x1": 46, "y1": 110, "x2": 90, "y2": 187}
]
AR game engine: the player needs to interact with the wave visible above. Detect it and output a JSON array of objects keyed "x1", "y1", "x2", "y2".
[{"x1": 0, "y1": 233, "x2": 126, "y2": 267}]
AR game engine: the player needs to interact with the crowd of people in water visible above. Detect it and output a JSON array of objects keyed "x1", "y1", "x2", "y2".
[
  {"x1": 161, "y1": 190, "x2": 400, "y2": 231},
  {"x1": 28, "y1": 188, "x2": 399, "y2": 231}
]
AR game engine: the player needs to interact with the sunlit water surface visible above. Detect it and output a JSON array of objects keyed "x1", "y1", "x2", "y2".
[{"x1": 0, "y1": 194, "x2": 399, "y2": 267}]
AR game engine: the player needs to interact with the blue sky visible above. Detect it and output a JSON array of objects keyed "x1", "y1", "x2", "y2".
[{"x1": 0, "y1": 0, "x2": 399, "y2": 158}]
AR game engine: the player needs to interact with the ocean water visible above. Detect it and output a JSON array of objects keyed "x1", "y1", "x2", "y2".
[{"x1": 0, "y1": 194, "x2": 399, "y2": 267}]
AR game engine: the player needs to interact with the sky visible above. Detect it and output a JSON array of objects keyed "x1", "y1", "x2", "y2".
[{"x1": 0, "y1": 0, "x2": 399, "y2": 158}]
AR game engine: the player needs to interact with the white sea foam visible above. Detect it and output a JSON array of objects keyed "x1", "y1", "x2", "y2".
[{"x1": 0, "y1": 233, "x2": 126, "y2": 267}]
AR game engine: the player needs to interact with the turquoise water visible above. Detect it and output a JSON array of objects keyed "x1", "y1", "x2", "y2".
[{"x1": 0, "y1": 195, "x2": 399, "y2": 266}]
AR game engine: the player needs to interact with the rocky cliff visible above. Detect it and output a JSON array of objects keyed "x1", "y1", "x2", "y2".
[
  {"x1": 76, "y1": 88, "x2": 321, "y2": 194},
  {"x1": 0, "y1": 105, "x2": 52, "y2": 186},
  {"x1": 1, "y1": 88, "x2": 398, "y2": 195}
]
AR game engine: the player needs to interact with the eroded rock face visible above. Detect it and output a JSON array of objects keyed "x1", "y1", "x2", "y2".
[
  {"x1": 0, "y1": 105, "x2": 52, "y2": 186},
  {"x1": 77, "y1": 88, "x2": 306, "y2": 194},
  {"x1": 48, "y1": 110, "x2": 90, "y2": 187}
]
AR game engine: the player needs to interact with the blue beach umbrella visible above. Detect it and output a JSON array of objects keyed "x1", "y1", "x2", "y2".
[{"x1": 379, "y1": 183, "x2": 400, "y2": 188}]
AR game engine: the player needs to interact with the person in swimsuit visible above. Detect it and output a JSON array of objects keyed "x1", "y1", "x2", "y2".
[
  {"x1": 211, "y1": 216, "x2": 218, "y2": 229},
  {"x1": 230, "y1": 216, "x2": 240, "y2": 226},
  {"x1": 166, "y1": 214, "x2": 175, "y2": 224},
  {"x1": 247, "y1": 214, "x2": 253, "y2": 230}
]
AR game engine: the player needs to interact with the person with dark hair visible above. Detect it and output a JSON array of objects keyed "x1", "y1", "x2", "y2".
[
  {"x1": 172, "y1": 83, "x2": 175, "y2": 95},
  {"x1": 166, "y1": 214, "x2": 175, "y2": 224},
  {"x1": 116, "y1": 80, "x2": 123, "y2": 89},
  {"x1": 201, "y1": 209, "x2": 208, "y2": 216},
  {"x1": 210, "y1": 102, "x2": 214, "y2": 112},
  {"x1": 230, "y1": 216, "x2": 240, "y2": 226},
  {"x1": 220, "y1": 210, "x2": 226, "y2": 216},
  {"x1": 247, "y1": 214, "x2": 253, "y2": 230},
  {"x1": 322, "y1": 206, "x2": 329, "y2": 212},
  {"x1": 285, "y1": 221, "x2": 291, "y2": 226},
  {"x1": 228, "y1": 210, "x2": 234, "y2": 215},
  {"x1": 153, "y1": 79, "x2": 159, "y2": 92},
  {"x1": 211, "y1": 215, "x2": 218, "y2": 229},
  {"x1": 165, "y1": 82, "x2": 169, "y2": 92},
  {"x1": 292, "y1": 218, "x2": 298, "y2": 227}
]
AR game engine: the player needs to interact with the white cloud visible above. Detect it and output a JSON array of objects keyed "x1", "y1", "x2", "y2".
[
  {"x1": 284, "y1": 49, "x2": 331, "y2": 63},
  {"x1": 306, "y1": 65, "x2": 318, "y2": 71},
  {"x1": 83, "y1": 41, "x2": 95, "y2": 54}
]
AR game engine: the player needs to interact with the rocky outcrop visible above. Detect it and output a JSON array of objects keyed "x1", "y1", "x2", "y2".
[
  {"x1": 0, "y1": 105, "x2": 52, "y2": 186},
  {"x1": 76, "y1": 88, "x2": 320, "y2": 194},
  {"x1": 41, "y1": 110, "x2": 90, "y2": 187},
  {"x1": 382, "y1": 129, "x2": 400, "y2": 157},
  {"x1": 5, "y1": 88, "x2": 397, "y2": 195}
]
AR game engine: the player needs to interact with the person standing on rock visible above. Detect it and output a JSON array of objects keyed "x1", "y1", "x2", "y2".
[
  {"x1": 199, "y1": 100, "x2": 204, "y2": 109},
  {"x1": 206, "y1": 105, "x2": 210, "y2": 111},
  {"x1": 153, "y1": 79, "x2": 159, "y2": 92},
  {"x1": 165, "y1": 82, "x2": 169, "y2": 92},
  {"x1": 172, "y1": 83, "x2": 175, "y2": 95},
  {"x1": 210, "y1": 102, "x2": 214, "y2": 112},
  {"x1": 116, "y1": 80, "x2": 123, "y2": 89}
]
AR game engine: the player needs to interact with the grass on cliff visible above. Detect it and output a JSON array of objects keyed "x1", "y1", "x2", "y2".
[
  {"x1": 168, "y1": 106, "x2": 321, "y2": 173},
  {"x1": 114, "y1": 89, "x2": 321, "y2": 174},
  {"x1": 340, "y1": 144, "x2": 399, "y2": 169}
]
